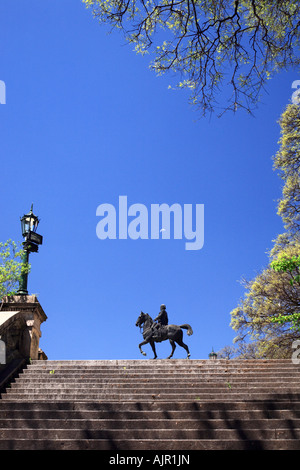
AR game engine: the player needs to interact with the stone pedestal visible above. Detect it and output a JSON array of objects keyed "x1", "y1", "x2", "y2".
[{"x1": 0, "y1": 295, "x2": 47, "y2": 363}]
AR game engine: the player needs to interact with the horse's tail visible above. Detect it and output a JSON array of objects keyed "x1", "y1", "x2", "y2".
[{"x1": 180, "y1": 324, "x2": 193, "y2": 336}]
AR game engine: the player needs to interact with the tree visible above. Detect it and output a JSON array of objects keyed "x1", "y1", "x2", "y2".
[
  {"x1": 0, "y1": 240, "x2": 29, "y2": 299},
  {"x1": 217, "y1": 342, "x2": 259, "y2": 359},
  {"x1": 229, "y1": 103, "x2": 300, "y2": 358},
  {"x1": 230, "y1": 237, "x2": 300, "y2": 359},
  {"x1": 83, "y1": 0, "x2": 300, "y2": 115},
  {"x1": 269, "y1": 240, "x2": 300, "y2": 329},
  {"x1": 273, "y1": 104, "x2": 300, "y2": 235}
]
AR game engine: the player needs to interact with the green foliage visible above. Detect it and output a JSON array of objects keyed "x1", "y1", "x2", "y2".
[
  {"x1": 273, "y1": 104, "x2": 300, "y2": 235},
  {"x1": 271, "y1": 255, "x2": 300, "y2": 275},
  {"x1": 269, "y1": 251, "x2": 300, "y2": 331},
  {"x1": 230, "y1": 243, "x2": 300, "y2": 358},
  {"x1": 270, "y1": 312, "x2": 300, "y2": 330},
  {"x1": 83, "y1": 0, "x2": 300, "y2": 115},
  {"x1": 0, "y1": 240, "x2": 29, "y2": 299},
  {"x1": 229, "y1": 103, "x2": 300, "y2": 357},
  {"x1": 271, "y1": 254, "x2": 300, "y2": 285}
]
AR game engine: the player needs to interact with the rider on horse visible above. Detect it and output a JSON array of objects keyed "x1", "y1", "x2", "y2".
[
  {"x1": 136, "y1": 309, "x2": 193, "y2": 359},
  {"x1": 154, "y1": 304, "x2": 168, "y2": 329},
  {"x1": 146, "y1": 304, "x2": 168, "y2": 341}
]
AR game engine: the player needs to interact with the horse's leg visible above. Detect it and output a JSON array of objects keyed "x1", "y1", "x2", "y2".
[
  {"x1": 150, "y1": 340, "x2": 157, "y2": 359},
  {"x1": 176, "y1": 338, "x2": 190, "y2": 358},
  {"x1": 138, "y1": 340, "x2": 149, "y2": 356},
  {"x1": 174, "y1": 330, "x2": 190, "y2": 358},
  {"x1": 167, "y1": 339, "x2": 176, "y2": 359}
]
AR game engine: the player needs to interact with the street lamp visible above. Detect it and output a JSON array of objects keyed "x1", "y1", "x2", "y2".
[
  {"x1": 17, "y1": 204, "x2": 43, "y2": 295},
  {"x1": 208, "y1": 347, "x2": 218, "y2": 360}
]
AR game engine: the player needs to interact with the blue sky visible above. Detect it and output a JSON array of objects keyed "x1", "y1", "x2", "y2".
[{"x1": 0, "y1": 0, "x2": 298, "y2": 360}]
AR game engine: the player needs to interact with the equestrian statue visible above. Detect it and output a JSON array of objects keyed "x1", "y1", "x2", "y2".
[{"x1": 135, "y1": 305, "x2": 193, "y2": 359}]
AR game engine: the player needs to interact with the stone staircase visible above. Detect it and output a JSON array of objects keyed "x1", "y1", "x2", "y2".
[{"x1": 0, "y1": 359, "x2": 300, "y2": 450}]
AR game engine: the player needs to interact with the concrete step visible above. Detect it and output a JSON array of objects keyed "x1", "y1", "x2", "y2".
[
  {"x1": 1, "y1": 427, "x2": 300, "y2": 441},
  {"x1": 1, "y1": 399, "x2": 300, "y2": 411},
  {"x1": 20, "y1": 360, "x2": 300, "y2": 368},
  {"x1": 1, "y1": 417, "x2": 300, "y2": 430},
  {"x1": 7, "y1": 385, "x2": 300, "y2": 397},
  {"x1": 22, "y1": 370, "x2": 300, "y2": 377},
  {"x1": 12, "y1": 374, "x2": 300, "y2": 387},
  {"x1": 0, "y1": 425, "x2": 300, "y2": 440},
  {"x1": 1, "y1": 408, "x2": 300, "y2": 420},
  {"x1": 25, "y1": 366, "x2": 300, "y2": 374},
  {"x1": 23, "y1": 360, "x2": 300, "y2": 367},
  {"x1": 0, "y1": 438, "x2": 299, "y2": 450},
  {"x1": 3, "y1": 392, "x2": 300, "y2": 402},
  {"x1": 17, "y1": 372, "x2": 300, "y2": 382},
  {"x1": 24, "y1": 360, "x2": 300, "y2": 372},
  {"x1": 2, "y1": 359, "x2": 300, "y2": 450},
  {"x1": 10, "y1": 379, "x2": 300, "y2": 393},
  {"x1": 17, "y1": 365, "x2": 300, "y2": 374}
]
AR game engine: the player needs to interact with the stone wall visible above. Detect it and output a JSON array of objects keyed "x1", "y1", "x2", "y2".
[{"x1": 0, "y1": 295, "x2": 47, "y2": 364}]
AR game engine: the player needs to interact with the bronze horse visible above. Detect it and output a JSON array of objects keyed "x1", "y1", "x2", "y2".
[{"x1": 135, "y1": 311, "x2": 193, "y2": 359}]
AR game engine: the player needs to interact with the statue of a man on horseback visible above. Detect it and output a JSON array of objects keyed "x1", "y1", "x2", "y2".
[
  {"x1": 135, "y1": 307, "x2": 193, "y2": 359},
  {"x1": 146, "y1": 304, "x2": 169, "y2": 342}
]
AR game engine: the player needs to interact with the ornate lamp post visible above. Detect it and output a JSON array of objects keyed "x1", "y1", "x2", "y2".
[{"x1": 17, "y1": 204, "x2": 43, "y2": 295}]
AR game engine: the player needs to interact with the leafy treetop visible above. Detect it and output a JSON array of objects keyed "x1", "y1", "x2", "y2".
[{"x1": 84, "y1": 0, "x2": 300, "y2": 116}]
